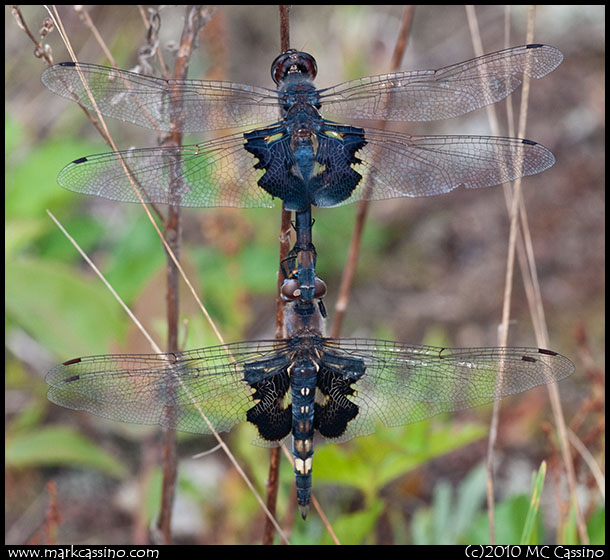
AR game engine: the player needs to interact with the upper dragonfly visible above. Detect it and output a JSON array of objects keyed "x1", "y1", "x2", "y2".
[{"x1": 41, "y1": 44, "x2": 563, "y2": 212}]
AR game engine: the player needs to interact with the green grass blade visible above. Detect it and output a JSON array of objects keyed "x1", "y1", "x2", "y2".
[{"x1": 520, "y1": 461, "x2": 547, "y2": 544}]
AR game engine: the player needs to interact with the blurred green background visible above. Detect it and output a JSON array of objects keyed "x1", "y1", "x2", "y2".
[{"x1": 5, "y1": 5, "x2": 604, "y2": 545}]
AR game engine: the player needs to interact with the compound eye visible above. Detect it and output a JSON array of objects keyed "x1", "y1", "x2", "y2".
[
  {"x1": 271, "y1": 49, "x2": 318, "y2": 84},
  {"x1": 280, "y1": 278, "x2": 301, "y2": 301},
  {"x1": 271, "y1": 49, "x2": 296, "y2": 84},
  {"x1": 313, "y1": 277, "x2": 327, "y2": 299},
  {"x1": 295, "y1": 52, "x2": 318, "y2": 80}
]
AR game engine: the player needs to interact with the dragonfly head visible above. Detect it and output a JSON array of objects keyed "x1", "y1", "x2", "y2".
[
  {"x1": 271, "y1": 49, "x2": 318, "y2": 85},
  {"x1": 281, "y1": 276, "x2": 327, "y2": 303}
]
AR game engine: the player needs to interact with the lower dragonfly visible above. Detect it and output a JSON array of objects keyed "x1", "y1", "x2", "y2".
[{"x1": 47, "y1": 209, "x2": 574, "y2": 519}]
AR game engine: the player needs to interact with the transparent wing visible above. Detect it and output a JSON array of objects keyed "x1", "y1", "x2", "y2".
[
  {"x1": 56, "y1": 132, "x2": 276, "y2": 208},
  {"x1": 46, "y1": 340, "x2": 290, "y2": 435},
  {"x1": 319, "y1": 44, "x2": 563, "y2": 123},
  {"x1": 41, "y1": 62, "x2": 282, "y2": 133},
  {"x1": 318, "y1": 339, "x2": 574, "y2": 442},
  {"x1": 327, "y1": 131, "x2": 555, "y2": 206},
  {"x1": 59, "y1": 130, "x2": 555, "y2": 209}
]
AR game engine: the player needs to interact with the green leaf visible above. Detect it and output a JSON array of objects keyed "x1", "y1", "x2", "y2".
[
  {"x1": 320, "y1": 500, "x2": 384, "y2": 545},
  {"x1": 5, "y1": 115, "x2": 25, "y2": 155},
  {"x1": 315, "y1": 420, "x2": 486, "y2": 499},
  {"x1": 312, "y1": 442, "x2": 372, "y2": 493},
  {"x1": 587, "y1": 506, "x2": 605, "y2": 545},
  {"x1": 411, "y1": 507, "x2": 432, "y2": 545},
  {"x1": 453, "y1": 463, "x2": 488, "y2": 540},
  {"x1": 6, "y1": 258, "x2": 126, "y2": 357},
  {"x1": 101, "y1": 213, "x2": 167, "y2": 302},
  {"x1": 431, "y1": 481, "x2": 452, "y2": 544},
  {"x1": 38, "y1": 215, "x2": 107, "y2": 263},
  {"x1": 467, "y1": 494, "x2": 544, "y2": 544},
  {"x1": 5, "y1": 219, "x2": 49, "y2": 258},
  {"x1": 6, "y1": 135, "x2": 106, "y2": 219},
  {"x1": 6, "y1": 426, "x2": 127, "y2": 478},
  {"x1": 411, "y1": 463, "x2": 488, "y2": 545}
]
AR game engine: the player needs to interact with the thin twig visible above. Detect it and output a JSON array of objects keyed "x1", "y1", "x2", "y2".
[
  {"x1": 512, "y1": 8, "x2": 589, "y2": 545},
  {"x1": 26, "y1": 480, "x2": 60, "y2": 545},
  {"x1": 279, "y1": 4, "x2": 291, "y2": 51},
  {"x1": 46, "y1": 210, "x2": 163, "y2": 353},
  {"x1": 73, "y1": 6, "x2": 117, "y2": 66},
  {"x1": 465, "y1": 5, "x2": 499, "y2": 544},
  {"x1": 72, "y1": 6, "x2": 168, "y2": 222},
  {"x1": 171, "y1": 374, "x2": 291, "y2": 542},
  {"x1": 11, "y1": 5, "x2": 54, "y2": 65},
  {"x1": 156, "y1": 5, "x2": 209, "y2": 545},
  {"x1": 262, "y1": 5, "x2": 293, "y2": 546},
  {"x1": 567, "y1": 429, "x2": 605, "y2": 501},
  {"x1": 466, "y1": 5, "x2": 587, "y2": 545},
  {"x1": 330, "y1": 5, "x2": 415, "y2": 338},
  {"x1": 21, "y1": 5, "x2": 112, "y2": 144}
]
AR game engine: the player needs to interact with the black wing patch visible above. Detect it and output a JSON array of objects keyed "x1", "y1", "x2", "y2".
[
  {"x1": 243, "y1": 123, "x2": 366, "y2": 211},
  {"x1": 243, "y1": 357, "x2": 292, "y2": 442},
  {"x1": 243, "y1": 126, "x2": 307, "y2": 211},
  {"x1": 309, "y1": 124, "x2": 367, "y2": 208},
  {"x1": 314, "y1": 351, "x2": 366, "y2": 439}
]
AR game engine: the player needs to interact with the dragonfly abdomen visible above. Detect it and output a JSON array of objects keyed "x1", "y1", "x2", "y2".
[{"x1": 289, "y1": 358, "x2": 318, "y2": 519}]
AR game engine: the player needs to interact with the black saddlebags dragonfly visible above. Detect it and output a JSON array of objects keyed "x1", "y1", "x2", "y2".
[
  {"x1": 47, "y1": 286, "x2": 574, "y2": 519},
  {"x1": 47, "y1": 214, "x2": 574, "y2": 519},
  {"x1": 41, "y1": 44, "x2": 562, "y2": 212}
]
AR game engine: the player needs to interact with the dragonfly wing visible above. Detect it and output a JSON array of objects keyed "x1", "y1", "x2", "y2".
[
  {"x1": 46, "y1": 340, "x2": 289, "y2": 435},
  {"x1": 325, "y1": 131, "x2": 555, "y2": 206},
  {"x1": 319, "y1": 44, "x2": 562, "y2": 123},
  {"x1": 56, "y1": 131, "x2": 276, "y2": 208},
  {"x1": 41, "y1": 62, "x2": 281, "y2": 133},
  {"x1": 317, "y1": 339, "x2": 574, "y2": 442}
]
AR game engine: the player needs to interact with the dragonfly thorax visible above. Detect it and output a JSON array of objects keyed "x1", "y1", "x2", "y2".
[
  {"x1": 283, "y1": 300, "x2": 325, "y2": 339},
  {"x1": 280, "y1": 81, "x2": 322, "y2": 115}
]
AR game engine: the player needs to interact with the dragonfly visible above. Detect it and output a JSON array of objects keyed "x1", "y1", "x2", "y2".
[
  {"x1": 47, "y1": 210, "x2": 574, "y2": 519},
  {"x1": 44, "y1": 46, "x2": 572, "y2": 518},
  {"x1": 41, "y1": 44, "x2": 563, "y2": 213},
  {"x1": 42, "y1": 45, "x2": 563, "y2": 304}
]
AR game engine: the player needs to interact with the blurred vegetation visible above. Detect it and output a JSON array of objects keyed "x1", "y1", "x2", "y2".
[{"x1": 5, "y1": 4, "x2": 604, "y2": 546}]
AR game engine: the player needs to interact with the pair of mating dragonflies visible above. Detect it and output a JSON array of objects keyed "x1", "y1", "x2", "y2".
[{"x1": 43, "y1": 44, "x2": 573, "y2": 518}]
